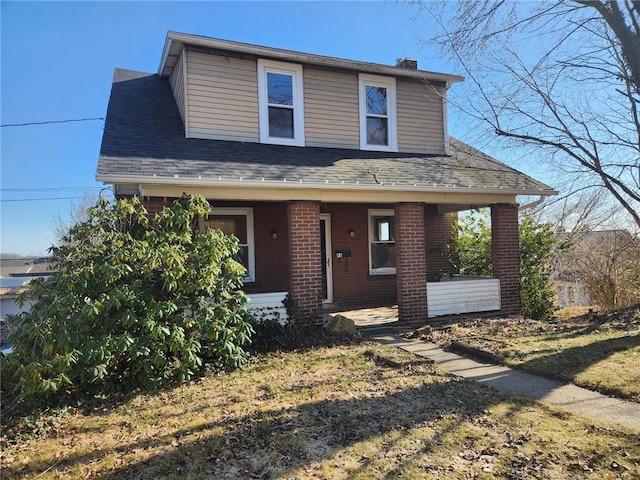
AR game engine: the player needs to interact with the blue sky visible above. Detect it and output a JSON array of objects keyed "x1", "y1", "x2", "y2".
[{"x1": 0, "y1": 1, "x2": 548, "y2": 256}]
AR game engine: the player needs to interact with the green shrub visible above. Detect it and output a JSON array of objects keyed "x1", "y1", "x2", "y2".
[
  {"x1": 1, "y1": 195, "x2": 253, "y2": 415},
  {"x1": 451, "y1": 210, "x2": 558, "y2": 320}
]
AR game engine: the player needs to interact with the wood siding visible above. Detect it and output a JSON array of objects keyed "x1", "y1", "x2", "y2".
[
  {"x1": 304, "y1": 67, "x2": 360, "y2": 149},
  {"x1": 397, "y1": 79, "x2": 445, "y2": 154},
  {"x1": 186, "y1": 49, "x2": 259, "y2": 142},
  {"x1": 169, "y1": 51, "x2": 186, "y2": 124}
]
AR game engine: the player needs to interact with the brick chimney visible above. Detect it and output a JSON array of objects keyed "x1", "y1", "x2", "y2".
[{"x1": 396, "y1": 57, "x2": 418, "y2": 70}]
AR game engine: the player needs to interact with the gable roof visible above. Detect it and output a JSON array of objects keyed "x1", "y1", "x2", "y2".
[{"x1": 97, "y1": 69, "x2": 556, "y2": 201}]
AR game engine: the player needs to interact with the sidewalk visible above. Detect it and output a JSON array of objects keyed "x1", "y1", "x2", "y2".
[{"x1": 359, "y1": 326, "x2": 640, "y2": 432}]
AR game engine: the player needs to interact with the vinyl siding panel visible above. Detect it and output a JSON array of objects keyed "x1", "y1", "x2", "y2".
[
  {"x1": 397, "y1": 79, "x2": 445, "y2": 154},
  {"x1": 181, "y1": 49, "x2": 447, "y2": 151},
  {"x1": 185, "y1": 50, "x2": 259, "y2": 142},
  {"x1": 427, "y1": 278, "x2": 501, "y2": 316},
  {"x1": 304, "y1": 67, "x2": 360, "y2": 149},
  {"x1": 169, "y1": 51, "x2": 186, "y2": 124}
]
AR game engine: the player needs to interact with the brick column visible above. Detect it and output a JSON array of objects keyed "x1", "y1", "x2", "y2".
[
  {"x1": 395, "y1": 203, "x2": 427, "y2": 322},
  {"x1": 491, "y1": 204, "x2": 521, "y2": 315},
  {"x1": 287, "y1": 202, "x2": 323, "y2": 324}
]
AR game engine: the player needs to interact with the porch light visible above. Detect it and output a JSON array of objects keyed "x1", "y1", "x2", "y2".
[
  {"x1": 348, "y1": 229, "x2": 355, "y2": 238},
  {"x1": 271, "y1": 230, "x2": 278, "y2": 240}
]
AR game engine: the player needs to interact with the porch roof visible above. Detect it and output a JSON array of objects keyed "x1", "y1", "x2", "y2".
[{"x1": 97, "y1": 69, "x2": 557, "y2": 201}]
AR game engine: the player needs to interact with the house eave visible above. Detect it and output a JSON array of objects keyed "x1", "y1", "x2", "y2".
[
  {"x1": 158, "y1": 31, "x2": 464, "y2": 86},
  {"x1": 97, "y1": 173, "x2": 557, "y2": 205}
]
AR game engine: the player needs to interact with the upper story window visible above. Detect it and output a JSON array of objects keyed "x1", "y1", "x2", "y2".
[
  {"x1": 203, "y1": 207, "x2": 255, "y2": 282},
  {"x1": 359, "y1": 74, "x2": 398, "y2": 152},
  {"x1": 369, "y1": 209, "x2": 396, "y2": 275},
  {"x1": 257, "y1": 59, "x2": 305, "y2": 146}
]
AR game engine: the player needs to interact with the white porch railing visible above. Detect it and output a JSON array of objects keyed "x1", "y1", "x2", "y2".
[
  {"x1": 427, "y1": 277, "x2": 501, "y2": 317},
  {"x1": 246, "y1": 291, "x2": 289, "y2": 325}
]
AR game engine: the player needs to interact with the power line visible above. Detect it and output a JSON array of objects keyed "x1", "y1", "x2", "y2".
[
  {"x1": 1, "y1": 196, "x2": 88, "y2": 203},
  {"x1": 1, "y1": 187, "x2": 104, "y2": 192},
  {"x1": 0, "y1": 117, "x2": 104, "y2": 128}
]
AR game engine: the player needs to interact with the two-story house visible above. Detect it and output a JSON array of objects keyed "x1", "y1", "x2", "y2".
[{"x1": 97, "y1": 31, "x2": 557, "y2": 324}]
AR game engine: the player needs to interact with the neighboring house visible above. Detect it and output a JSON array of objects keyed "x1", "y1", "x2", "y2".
[
  {"x1": 96, "y1": 31, "x2": 557, "y2": 323},
  {"x1": 0, "y1": 256, "x2": 53, "y2": 318},
  {"x1": 553, "y1": 229, "x2": 639, "y2": 307}
]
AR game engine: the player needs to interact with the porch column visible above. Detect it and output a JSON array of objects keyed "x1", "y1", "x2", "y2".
[
  {"x1": 395, "y1": 203, "x2": 427, "y2": 322},
  {"x1": 491, "y1": 204, "x2": 521, "y2": 315},
  {"x1": 287, "y1": 201, "x2": 323, "y2": 324}
]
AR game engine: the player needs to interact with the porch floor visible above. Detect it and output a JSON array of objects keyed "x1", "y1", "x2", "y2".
[{"x1": 325, "y1": 305, "x2": 399, "y2": 328}]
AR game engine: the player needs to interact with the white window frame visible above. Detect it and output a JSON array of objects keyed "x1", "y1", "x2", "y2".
[
  {"x1": 203, "y1": 207, "x2": 255, "y2": 282},
  {"x1": 257, "y1": 59, "x2": 305, "y2": 146},
  {"x1": 359, "y1": 74, "x2": 398, "y2": 152},
  {"x1": 368, "y1": 209, "x2": 396, "y2": 275}
]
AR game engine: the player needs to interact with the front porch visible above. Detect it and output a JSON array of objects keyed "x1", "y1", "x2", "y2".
[
  {"x1": 247, "y1": 276, "x2": 502, "y2": 325},
  {"x1": 143, "y1": 197, "x2": 522, "y2": 324}
]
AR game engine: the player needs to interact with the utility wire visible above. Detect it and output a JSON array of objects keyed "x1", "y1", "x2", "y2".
[
  {"x1": 1, "y1": 187, "x2": 104, "y2": 192},
  {"x1": 0, "y1": 117, "x2": 104, "y2": 128},
  {"x1": 1, "y1": 196, "x2": 88, "y2": 203}
]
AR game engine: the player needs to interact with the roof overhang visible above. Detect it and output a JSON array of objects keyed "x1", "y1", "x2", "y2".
[
  {"x1": 99, "y1": 173, "x2": 556, "y2": 210},
  {"x1": 158, "y1": 31, "x2": 464, "y2": 86}
]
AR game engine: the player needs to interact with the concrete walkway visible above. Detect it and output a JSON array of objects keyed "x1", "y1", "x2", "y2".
[{"x1": 361, "y1": 328, "x2": 640, "y2": 432}]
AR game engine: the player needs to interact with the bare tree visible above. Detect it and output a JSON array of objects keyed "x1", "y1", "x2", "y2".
[
  {"x1": 555, "y1": 228, "x2": 640, "y2": 309},
  {"x1": 51, "y1": 190, "x2": 113, "y2": 245},
  {"x1": 416, "y1": 0, "x2": 640, "y2": 227}
]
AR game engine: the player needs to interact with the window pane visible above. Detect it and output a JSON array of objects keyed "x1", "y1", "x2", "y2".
[
  {"x1": 366, "y1": 85, "x2": 387, "y2": 115},
  {"x1": 371, "y1": 243, "x2": 396, "y2": 270},
  {"x1": 268, "y1": 106, "x2": 294, "y2": 138},
  {"x1": 267, "y1": 72, "x2": 293, "y2": 106},
  {"x1": 373, "y1": 215, "x2": 394, "y2": 241},
  {"x1": 366, "y1": 117, "x2": 388, "y2": 145},
  {"x1": 205, "y1": 215, "x2": 248, "y2": 243},
  {"x1": 237, "y1": 246, "x2": 249, "y2": 271}
]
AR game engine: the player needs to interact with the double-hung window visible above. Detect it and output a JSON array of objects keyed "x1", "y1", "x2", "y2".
[
  {"x1": 369, "y1": 209, "x2": 396, "y2": 275},
  {"x1": 203, "y1": 207, "x2": 255, "y2": 282},
  {"x1": 359, "y1": 74, "x2": 397, "y2": 151},
  {"x1": 257, "y1": 59, "x2": 305, "y2": 146}
]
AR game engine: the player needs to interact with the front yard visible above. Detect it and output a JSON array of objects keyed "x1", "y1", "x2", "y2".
[
  {"x1": 2, "y1": 341, "x2": 638, "y2": 479},
  {"x1": 412, "y1": 305, "x2": 640, "y2": 402}
]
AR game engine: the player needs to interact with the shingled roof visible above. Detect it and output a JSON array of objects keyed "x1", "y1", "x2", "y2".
[{"x1": 97, "y1": 69, "x2": 556, "y2": 196}]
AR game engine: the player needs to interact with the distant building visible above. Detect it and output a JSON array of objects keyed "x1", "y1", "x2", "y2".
[
  {"x1": 552, "y1": 230, "x2": 639, "y2": 307},
  {"x1": 0, "y1": 256, "x2": 54, "y2": 317}
]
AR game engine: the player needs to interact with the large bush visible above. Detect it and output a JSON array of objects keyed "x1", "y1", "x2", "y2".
[
  {"x1": 1, "y1": 195, "x2": 252, "y2": 413},
  {"x1": 452, "y1": 210, "x2": 558, "y2": 320}
]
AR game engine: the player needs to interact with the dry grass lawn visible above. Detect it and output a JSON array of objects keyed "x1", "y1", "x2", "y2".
[
  {"x1": 1, "y1": 341, "x2": 639, "y2": 479},
  {"x1": 416, "y1": 305, "x2": 640, "y2": 402}
]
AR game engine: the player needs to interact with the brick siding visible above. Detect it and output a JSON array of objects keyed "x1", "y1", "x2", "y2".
[
  {"x1": 424, "y1": 205, "x2": 458, "y2": 281},
  {"x1": 321, "y1": 203, "x2": 397, "y2": 306}
]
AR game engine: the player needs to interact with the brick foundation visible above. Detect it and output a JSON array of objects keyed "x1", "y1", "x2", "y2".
[
  {"x1": 395, "y1": 203, "x2": 427, "y2": 322},
  {"x1": 491, "y1": 204, "x2": 521, "y2": 315}
]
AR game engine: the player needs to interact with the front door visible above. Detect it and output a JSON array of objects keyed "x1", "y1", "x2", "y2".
[{"x1": 320, "y1": 214, "x2": 333, "y2": 303}]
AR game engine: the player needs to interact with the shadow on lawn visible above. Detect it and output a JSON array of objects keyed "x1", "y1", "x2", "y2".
[
  {"x1": 515, "y1": 333, "x2": 640, "y2": 386},
  {"x1": 6, "y1": 376, "x2": 524, "y2": 479}
]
